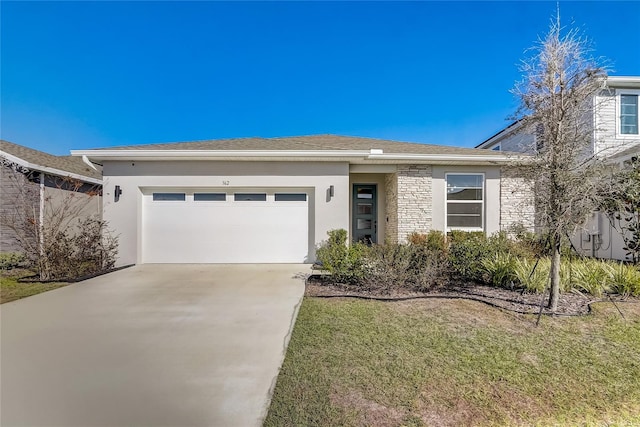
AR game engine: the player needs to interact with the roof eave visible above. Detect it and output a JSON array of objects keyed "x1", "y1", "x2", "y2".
[
  {"x1": 72, "y1": 149, "x2": 519, "y2": 165},
  {"x1": 606, "y1": 76, "x2": 640, "y2": 89},
  {"x1": 1, "y1": 150, "x2": 102, "y2": 185}
]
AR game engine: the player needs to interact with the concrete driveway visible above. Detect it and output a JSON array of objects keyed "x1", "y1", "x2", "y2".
[{"x1": 1, "y1": 264, "x2": 306, "y2": 427}]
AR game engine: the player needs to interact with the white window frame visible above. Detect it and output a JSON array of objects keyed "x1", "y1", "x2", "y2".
[
  {"x1": 445, "y1": 172, "x2": 485, "y2": 232},
  {"x1": 616, "y1": 89, "x2": 640, "y2": 138}
]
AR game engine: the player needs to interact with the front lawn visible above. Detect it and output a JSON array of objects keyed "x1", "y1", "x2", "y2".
[
  {"x1": 0, "y1": 271, "x2": 69, "y2": 303},
  {"x1": 266, "y1": 297, "x2": 640, "y2": 426}
]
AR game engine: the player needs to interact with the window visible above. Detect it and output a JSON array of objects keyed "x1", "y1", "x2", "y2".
[
  {"x1": 620, "y1": 94, "x2": 639, "y2": 135},
  {"x1": 274, "y1": 193, "x2": 307, "y2": 202},
  {"x1": 446, "y1": 174, "x2": 484, "y2": 230},
  {"x1": 194, "y1": 193, "x2": 226, "y2": 201},
  {"x1": 153, "y1": 193, "x2": 185, "y2": 201},
  {"x1": 234, "y1": 193, "x2": 266, "y2": 201},
  {"x1": 491, "y1": 145, "x2": 501, "y2": 151}
]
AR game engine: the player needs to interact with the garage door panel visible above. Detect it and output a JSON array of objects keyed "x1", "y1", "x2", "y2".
[{"x1": 142, "y1": 190, "x2": 309, "y2": 263}]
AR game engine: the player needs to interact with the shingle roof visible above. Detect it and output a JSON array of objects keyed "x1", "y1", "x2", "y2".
[
  {"x1": 91, "y1": 134, "x2": 502, "y2": 156},
  {"x1": 1, "y1": 140, "x2": 102, "y2": 181}
]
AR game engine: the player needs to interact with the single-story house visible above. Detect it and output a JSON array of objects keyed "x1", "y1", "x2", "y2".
[
  {"x1": 72, "y1": 135, "x2": 534, "y2": 265},
  {"x1": 0, "y1": 140, "x2": 103, "y2": 253}
]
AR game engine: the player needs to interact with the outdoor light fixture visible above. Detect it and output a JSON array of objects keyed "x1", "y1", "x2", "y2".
[
  {"x1": 114, "y1": 185, "x2": 123, "y2": 202},
  {"x1": 329, "y1": 185, "x2": 335, "y2": 198}
]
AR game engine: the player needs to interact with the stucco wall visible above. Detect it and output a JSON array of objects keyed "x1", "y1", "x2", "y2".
[
  {"x1": 573, "y1": 212, "x2": 636, "y2": 262},
  {"x1": 102, "y1": 160, "x2": 350, "y2": 266}
]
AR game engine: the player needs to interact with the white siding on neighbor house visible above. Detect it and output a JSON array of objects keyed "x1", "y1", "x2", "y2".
[
  {"x1": 487, "y1": 132, "x2": 537, "y2": 153},
  {"x1": 594, "y1": 90, "x2": 640, "y2": 158},
  {"x1": 102, "y1": 161, "x2": 350, "y2": 266}
]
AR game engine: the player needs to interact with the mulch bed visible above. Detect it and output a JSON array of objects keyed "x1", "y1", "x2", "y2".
[{"x1": 305, "y1": 275, "x2": 636, "y2": 316}]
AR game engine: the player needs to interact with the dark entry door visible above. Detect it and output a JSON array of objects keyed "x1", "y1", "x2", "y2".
[{"x1": 352, "y1": 184, "x2": 377, "y2": 244}]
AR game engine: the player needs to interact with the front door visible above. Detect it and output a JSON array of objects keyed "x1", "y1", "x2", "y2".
[{"x1": 352, "y1": 184, "x2": 377, "y2": 244}]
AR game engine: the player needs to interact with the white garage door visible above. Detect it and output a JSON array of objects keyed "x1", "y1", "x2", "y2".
[{"x1": 142, "y1": 189, "x2": 309, "y2": 263}]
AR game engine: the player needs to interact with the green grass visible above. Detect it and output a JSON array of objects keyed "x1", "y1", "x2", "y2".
[
  {"x1": 265, "y1": 297, "x2": 640, "y2": 427},
  {"x1": 0, "y1": 271, "x2": 69, "y2": 303}
]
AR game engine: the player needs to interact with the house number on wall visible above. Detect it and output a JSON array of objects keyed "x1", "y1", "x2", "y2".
[{"x1": 222, "y1": 180, "x2": 230, "y2": 186}]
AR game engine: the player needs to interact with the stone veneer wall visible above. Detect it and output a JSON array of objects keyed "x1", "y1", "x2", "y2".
[
  {"x1": 500, "y1": 167, "x2": 535, "y2": 233},
  {"x1": 384, "y1": 172, "x2": 398, "y2": 243},
  {"x1": 387, "y1": 165, "x2": 433, "y2": 243}
]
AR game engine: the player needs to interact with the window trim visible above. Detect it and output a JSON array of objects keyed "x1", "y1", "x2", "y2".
[
  {"x1": 616, "y1": 89, "x2": 640, "y2": 138},
  {"x1": 444, "y1": 172, "x2": 485, "y2": 232}
]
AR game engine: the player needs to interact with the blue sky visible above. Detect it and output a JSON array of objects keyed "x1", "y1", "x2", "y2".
[{"x1": 2, "y1": 1, "x2": 639, "y2": 155}]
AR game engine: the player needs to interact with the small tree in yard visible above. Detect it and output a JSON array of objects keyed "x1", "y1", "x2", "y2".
[
  {"x1": 0, "y1": 158, "x2": 118, "y2": 280},
  {"x1": 510, "y1": 16, "x2": 608, "y2": 311}
]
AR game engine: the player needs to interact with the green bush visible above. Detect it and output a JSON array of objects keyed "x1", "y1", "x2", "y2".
[
  {"x1": 0, "y1": 252, "x2": 26, "y2": 270},
  {"x1": 447, "y1": 231, "x2": 489, "y2": 282},
  {"x1": 607, "y1": 263, "x2": 640, "y2": 297},
  {"x1": 482, "y1": 253, "x2": 517, "y2": 288},
  {"x1": 570, "y1": 259, "x2": 612, "y2": 297},
  {"x1": 315, "y1": 229, "x2": 368, "y2": 285},
  {"x1": 514, "y1": 258, "x2": 550, "y2": 293},
  {"x1": 407, "y1": 230, "x2": 447, "y2": 253}
]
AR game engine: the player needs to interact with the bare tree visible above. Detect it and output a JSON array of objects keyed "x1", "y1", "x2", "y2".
[
  {"x1": 510, "y1": 15, "x2": 608, "y2": 311},
  {"x1": 0, "y1": 158, "x2": 117, "y2": 280}
]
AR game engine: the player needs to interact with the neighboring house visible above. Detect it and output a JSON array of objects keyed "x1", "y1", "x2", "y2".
[
  {"x1": 0, "y1": 140, "x2": 103, "y2": 253},
  {"x1": 476, "y1": 76, "x2": 640, "y2": 261},
  {"x1": 72, "y1": 135, "x2": 534, "y2": 265}
]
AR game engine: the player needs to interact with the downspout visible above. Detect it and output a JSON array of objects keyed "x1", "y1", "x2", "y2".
[{"x1": 39, "y1": 172, "x2": 45, "y2": 268}]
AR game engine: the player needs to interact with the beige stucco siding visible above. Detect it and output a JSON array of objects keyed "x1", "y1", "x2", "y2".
[{"x1": 102, "y1": 161, "x2": 350, "y2": 266}]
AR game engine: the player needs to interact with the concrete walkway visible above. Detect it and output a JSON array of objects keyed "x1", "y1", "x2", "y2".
[{"x1": 1, "y1": 264, "x2": 307, "y2": 427}]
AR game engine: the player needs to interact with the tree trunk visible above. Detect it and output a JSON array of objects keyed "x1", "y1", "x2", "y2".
[{"x1": 548, "y1": 235, "x2": 561, "y2": 311}]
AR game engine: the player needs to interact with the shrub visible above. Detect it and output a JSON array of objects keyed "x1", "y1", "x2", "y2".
[
  {"x1": 315, "y1": 229, "x2": 368, "y2": 285},
  {"x1": 447, "y1": 231, "x2": 489, "y2": 282},
  {"x1": 407, "y1": 230, "x2": 447, "y2": 253},
  {"x1": 607, "y1": 263, "x2": 640, "y2": 297},
  {"x1": 482, "y1": 253, "x2": 517, "y2": 288},
  {"x1": 514, "y1": 258, "x2": 550, "y2": 293},
  {"x1": 569, "y1": 259, "x2": 612, "y2": 297},
  {"x1": 0, "y1": 252, "x2": 26, "y2": 270},
  {"x1": 36, "y1": 217, "x2": 118, "y2": 280},
  {"x1": 364, "y1": 242, "x2": 450, "y2": 293}
]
